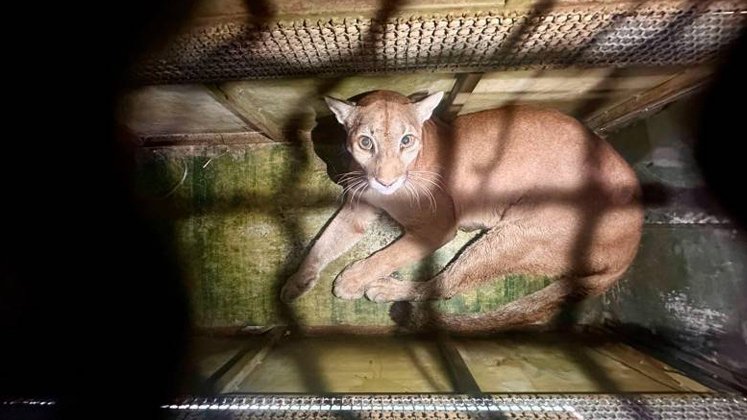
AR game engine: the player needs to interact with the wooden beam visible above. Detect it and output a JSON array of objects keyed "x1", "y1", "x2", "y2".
[
  {"x1": 439, "y1": 72, "x2": 483, "y2": 121},
  {"x1": 585, "y1": 67, "x2": 713, "y2": 134},
  {"x1": 191, "y1": 0, "x2": 508, "y2": 21},
  {"x1": 436, "y1": 334, "x2": 482, "y2": 395},
  {"x1": 190, "y1": 1, "x2": 707, "y2": 23},
  {"x1": 141, "y1": 132, "x2": 274, "y2": 148},
  {"x1": 216, "y1": 327, "x2": 286, "y2": 393},
  {"x1": 207, "y1": 84, "x2": 287, "y2": 142},
  {"x1": 198, "y1": 338, "x2": 261, "y2": 393}
]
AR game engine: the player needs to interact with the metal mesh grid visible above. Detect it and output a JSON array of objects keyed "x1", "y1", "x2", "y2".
[
  {"x1": 159, "y1": 394, "x2": 747, "y2": 419},
  {"x1": 134, "y1": 2, "x2": 746, "y2": 83},
  {"x1": 4, "y1": 394, "x2": 746, "y2": 418}
]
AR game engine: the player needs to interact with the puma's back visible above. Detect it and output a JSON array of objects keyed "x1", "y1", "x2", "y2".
[{"x1": 442, "y1": 105, "x2": 641, "y2": 244}]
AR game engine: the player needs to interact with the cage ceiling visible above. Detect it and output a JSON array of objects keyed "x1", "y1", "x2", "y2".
[{"x1": 133, "y1": 0, "x2": 746, "y2": 84}]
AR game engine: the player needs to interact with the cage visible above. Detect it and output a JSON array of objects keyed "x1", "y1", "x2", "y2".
[{"x1": 3, "y1": 0, "x2": 746, "y2": 419}]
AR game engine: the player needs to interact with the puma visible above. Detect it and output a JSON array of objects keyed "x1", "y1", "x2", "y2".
[{"x1": 281, "y1": 90, "x2": 642, "y2": 333}]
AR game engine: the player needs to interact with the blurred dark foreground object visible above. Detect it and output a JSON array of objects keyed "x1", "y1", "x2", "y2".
[
  {"x1": 695, "y1": 27, "x2": 747, "y2": 230},
  {"x1": 1, "y1": 1, "x2": 199, "y2": 419}
]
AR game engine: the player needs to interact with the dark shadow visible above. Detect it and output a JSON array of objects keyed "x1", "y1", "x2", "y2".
[
  {"x1": 311, "y1": 115, "x2": 354, "y2": 185},
  {"x1": 1, "y1": 1, "x2": 203, "y2": 419},
  {"x1": 689, "y1": 26, "x2": 747, "y2": 390},
  {"x1": 609, "y1": 323, "x2": 747, "y2": 392},
  {"x1": 694, "y1": 26, "x2": 747, "y2": 232}
]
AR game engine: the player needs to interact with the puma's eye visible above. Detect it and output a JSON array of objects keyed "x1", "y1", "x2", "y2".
[
  {"x1": 359, "y1": 136, "x2": 373, "y2": 150},
  {"x1": 401, "y1": 135, "x2": 414, "y2": 147}
]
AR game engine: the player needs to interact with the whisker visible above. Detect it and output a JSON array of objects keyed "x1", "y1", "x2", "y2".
[
  {"x1": 336, "y1": 170, "x2": 364, "y2": 177},
  {"x1": 351, "y1": 181, "x2": 367, "y2": 207},
  {"x1": 409, "y1": 171, "x2": 445, "y2": 191},
  {"x1": 341, "y1": 179, "x2": 364, "y2": 198},
  {"x1": 410, "y1": 175, "x2": 444, "y2": 192},
  {"x1": 410, "y1": 169, "x2": 443, "y2": 180},
  {"x1": 346, "y1": 183, "x2": 360, "y2": 204},
  {"x1": 340, "y1": 174, "x2": 364, "y2": 191},
  {"x1": 335, "y1": 171, "x2": 365, "y2": 184},
  {"x1": 412, "y1": 169, "x2": 442, "y2": 176},
  {"x1": 404, "y1": 181, "x2": 420, "y2": 210},
  {"x1": 411, "y1": 177, "x2": 437, "y2": 213}
]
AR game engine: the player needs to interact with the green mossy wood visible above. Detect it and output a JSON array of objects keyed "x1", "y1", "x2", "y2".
[{"x1": 135, "y1": 144, "x2": 550, "y2": 328}]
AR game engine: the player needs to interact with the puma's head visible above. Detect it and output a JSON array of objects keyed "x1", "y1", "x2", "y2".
[{"x1": 325, "y1": 90, "x2": 443, "y2": 195}]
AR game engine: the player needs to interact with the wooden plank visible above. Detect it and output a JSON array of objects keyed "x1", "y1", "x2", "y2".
[
  {"x1": 454, "y1": 334, "x2": 682, "y2": 393},
  {"x1": 458, "y1": 67, "x2": 692, "y2": 116},
  {"x1": 237, "y1": 335, "x2": 456, "y2": 393},
  {"x1": 218, "y1": 74, "x2": 456, "y2": 141},
  {"x1": 187, "y1": 0, "x2": 686, "y2": 22},
  {"x1": 206, "y1": 85, "x2": 275, "y2": 137},
  {"x1": 191, "y1": 0, "x2": 509, "y2": 20},
  {"x1": 438, "y1": 72, "x2": 483, "y2": 120},
  {"x1": 460, "y1": 95, "x2": 636, "y2": 118},
  {"x1": 210, "y1": 84, "x2": 287, "y2": 142},
  {"x1": 607, "y1": 324, "x2": 747, "y2": 393},
  {"x1": 458, "y1": 93, "x2": 632, "y2": 117},
  {"x1": 120, "y1": 85, "x2": 252, "y2": 136},
  {"x1": 585, "y1": 67, "x2": 713, "y2": 134},
  {"x1": 461, "y1": 90, "x2": 633, "y2": 103},
  {"x1": 141, "y1": 132, "x2": 274, "y2": 148},
  {"x1": 217, "y1": 327, "x2": 287, "y2": 393},
  {"x1": 590, "y1": 343, "x2": 711, "y2": 392},
  {"x1": 471, "y1": 68, "x2": 681, "y2": 94}
]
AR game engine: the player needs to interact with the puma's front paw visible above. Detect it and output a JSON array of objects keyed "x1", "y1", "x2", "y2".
[
  {"x1": 333, "y1": 261, "x2": 373, "y2": 300},
  {"x1": 364, "y1": 278, "x2": 415, "y2": 302},
  {"x1": 280, "y1": 269, "x2": 319, "y2": 303}
]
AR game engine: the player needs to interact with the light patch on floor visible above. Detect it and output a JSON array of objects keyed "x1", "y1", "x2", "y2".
[{"x1": 237, "y1": 336, "x2": 454, "y2": 393}]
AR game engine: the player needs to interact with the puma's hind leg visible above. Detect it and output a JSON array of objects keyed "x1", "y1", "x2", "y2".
[{"x1": 364, "y1": 222, "x2": 566, "y2": 302}]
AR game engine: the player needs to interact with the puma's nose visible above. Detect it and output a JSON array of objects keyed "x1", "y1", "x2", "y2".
[{"x1": 375, "y1": 177, "x2": 396, "y2": 187}]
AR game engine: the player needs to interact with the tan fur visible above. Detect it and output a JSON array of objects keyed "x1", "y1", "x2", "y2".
[{"x1": 281, "y1": 90, "x2": 643, "y2": 332}]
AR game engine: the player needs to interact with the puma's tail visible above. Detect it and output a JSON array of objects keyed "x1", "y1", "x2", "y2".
[{"x1": 389, "y1": 274, "x2": 619, "y2": 335}]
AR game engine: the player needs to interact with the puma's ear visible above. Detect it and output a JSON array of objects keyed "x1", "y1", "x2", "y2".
[
  {"x1": 324, "y1": 96, "x2": 356, "y2": 126},
  {"x1": 412, "y1": 91, "x2": 444, "y2": 124}
]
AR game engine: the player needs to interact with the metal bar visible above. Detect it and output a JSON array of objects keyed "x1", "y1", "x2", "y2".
[{"x1": 157, "y1": 393, "x2": 747, "y2": 419}]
